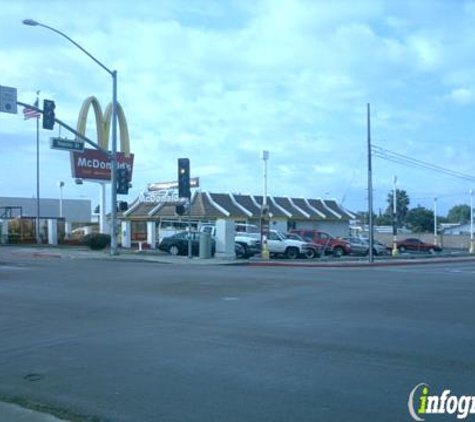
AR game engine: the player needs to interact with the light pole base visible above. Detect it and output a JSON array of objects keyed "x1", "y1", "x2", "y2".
[
  {"x1": 469, "y1": 241, "x2": 475, "y2": 254},
  {"x1": 261, "y1": 248, "x2": 270, "y2": 260},
  {"x1": 391, "y1": 246, "x2": 399, "y2": 257}
]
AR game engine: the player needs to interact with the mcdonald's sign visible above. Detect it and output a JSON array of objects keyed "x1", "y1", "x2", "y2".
[{"x1": 70, "y1": 96, "x2": 134, "y2": 181}]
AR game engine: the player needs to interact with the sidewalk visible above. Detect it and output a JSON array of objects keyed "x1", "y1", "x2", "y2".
[
  {"x1": 2, "y1": 244, "x2": 475, "y2": 267},
  {"x1": 0, "y1": 245, "x2": 247, "y2": 266},
  {"x1": 0, "y1": 401, "x2": 64, "y2": 422}
]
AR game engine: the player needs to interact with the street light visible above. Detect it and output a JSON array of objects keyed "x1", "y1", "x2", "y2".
[
  {"x1": 470, "y1": 189, "x2": 474, "y2": 254},
  {"x1": 433, "y1": 197, "x2": 438, "y2": 247},
  {"x1": 261, "y1": 150, "x2": 270, "y2": 260},
  {"x1": 58, "y1": 181, "x2": 64, "y2": 218},
  {"x1": 23, "y1": 18, "x2": 119, "y2": 255}
]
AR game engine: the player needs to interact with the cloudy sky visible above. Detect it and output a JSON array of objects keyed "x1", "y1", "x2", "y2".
[{"x1": 1, "y1": 0, "x2": 475, "y2": 215}]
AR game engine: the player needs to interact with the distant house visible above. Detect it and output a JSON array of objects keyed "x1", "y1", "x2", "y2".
[{"x1": 443, "y1": 222, "x2": 474, "y2": 235}]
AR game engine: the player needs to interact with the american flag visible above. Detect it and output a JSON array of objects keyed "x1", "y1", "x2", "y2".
[{"x1": 23, "y1": 99, "x2": 41, "y2": 120}]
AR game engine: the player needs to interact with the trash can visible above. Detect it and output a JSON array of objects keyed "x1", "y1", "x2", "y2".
[{"x1": 199, "y1": 232, "x2": 212, "y2": 259}]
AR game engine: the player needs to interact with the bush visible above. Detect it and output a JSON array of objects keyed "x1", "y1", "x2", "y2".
[
  {"x1": 82, "y1": 233, "x2": 111, "y2": 250},
  {"x1": 8, "y1": 233, "x2": 20, "y2": 244}
]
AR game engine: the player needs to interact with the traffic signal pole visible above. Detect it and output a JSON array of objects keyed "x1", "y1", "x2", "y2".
[
  {"x1": 16, "y1": 101, "x2": 106, "y2": 153},
  {"x1": 178, "y1": 158, "x2": 192, "y2": 259}
]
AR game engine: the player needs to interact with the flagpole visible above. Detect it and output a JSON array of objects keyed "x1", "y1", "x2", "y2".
[{"x1": 36, "y1": 90, "x2": 41, "y2": 244}]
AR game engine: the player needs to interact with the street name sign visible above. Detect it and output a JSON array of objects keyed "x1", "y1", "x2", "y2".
[
  {"x1": 0, "y1": 85, "x2": 17, "y2": 114},
  {"x1": 50, "y1": 137, "x2": 84, "y2": 152}
]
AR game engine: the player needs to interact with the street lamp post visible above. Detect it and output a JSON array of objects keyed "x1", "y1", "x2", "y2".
[
  {"x1": 261, "y1": 150, "x2": 270, "y2": 260},
  {"x1": 58, "y1": 181, "x2": 64, "y2": 218},
  {"x1": 470, "y1": 189, "x2": 474, "y2": 254},
  {"x1": 23, "y1": 19, "x2": 119, "y2": 255},
  {"x1": 433, "y1": 197, "x2": 438, "y2": 246}
]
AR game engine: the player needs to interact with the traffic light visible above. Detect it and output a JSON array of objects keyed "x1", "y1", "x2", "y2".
[
  {"x1": 117, "y1": 168, "x2": 130, "y2": 195},
  {"x1": 42, "y1": 99, "x2": 55, "y2": 130},
  {"x1": 178, "y1": 158, "x2": 190, "y2": 199}
]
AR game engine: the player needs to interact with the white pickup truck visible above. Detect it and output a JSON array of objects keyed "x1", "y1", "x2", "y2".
[
  {"x1": 200, "y1": 224, "x2": 261, "y2": 258},
  {"x1": 266, "y1": 230, "x2": 318, "y2": 259}
]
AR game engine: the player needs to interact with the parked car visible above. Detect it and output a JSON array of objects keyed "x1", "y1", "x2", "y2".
[
  {"x1": 265, "y1": 230, "x2": 318, "y2": 259},
  {"x1": 286, "y1": 233, "x2": 324, "y2": 257},
  {"x1": 342, "y1": 237, "x2": 390, "y2": 256},
  {"x1": 158, "y1": 231, "x2": 216, "y2": 256},
  {"x1": 289, "y1": 230, "x2": 351, "y2": 257},
  {"x1": 396, "y1": 238, "x2": 442, "y2": 253}
]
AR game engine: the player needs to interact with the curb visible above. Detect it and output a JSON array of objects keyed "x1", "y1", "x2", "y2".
[{"x1": 249, "y1": 256, "x2": 475, "y2": 268}]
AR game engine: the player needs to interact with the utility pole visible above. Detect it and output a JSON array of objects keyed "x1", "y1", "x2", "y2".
[
  {"x1": 367, "y1": 103, "x2": 374, "y2": 263},
  {"x1": 392, "y1": 175, "x2": 399, "y2": 257}
]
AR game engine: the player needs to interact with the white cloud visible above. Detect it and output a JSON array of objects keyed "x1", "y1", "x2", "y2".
[
  {"x1": 2, "y1": 0, "x2": 475, "y2": 216},
  {"x1": 449, "y1": 87, "x2": 475, "y2": 105}
]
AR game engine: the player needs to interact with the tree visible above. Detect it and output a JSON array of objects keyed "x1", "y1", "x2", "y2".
[
  {"x1": 447, "y1": 204, "x2": 471, "y2": 224},
  {"x1": 385, "y1": 189, "x2": 410, "y2": 227},
  {"x1": 374, "y1": 214, "x2": 392, "y2": 226},
  {"x1": 406, "y1": 206, "x2": 434, "y2": 233}
]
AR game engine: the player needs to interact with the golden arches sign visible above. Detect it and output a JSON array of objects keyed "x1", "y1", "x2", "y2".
[
  {"x1": 71, "y1": 97, "x2": 134, "y2": 181},
  {"x1": 76, "y1": 96, "x2": 131, "y2": 157}
]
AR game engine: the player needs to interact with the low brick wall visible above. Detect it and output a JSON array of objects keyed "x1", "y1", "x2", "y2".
[{"x1": 373, "y1": 233, "x2": 472, "y2": 250}]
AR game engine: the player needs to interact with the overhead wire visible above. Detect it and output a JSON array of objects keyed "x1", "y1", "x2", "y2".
[{"x1": 372, "y1": 144, "x2": 475, "y2": 183}]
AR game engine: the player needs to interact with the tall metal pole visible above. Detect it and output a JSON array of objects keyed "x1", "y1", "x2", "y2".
[
  {"x1": 470, "y1": 189, "x2": 474, "y2": 254},
  {"x1": 433, "y1": 197, "x2": 438, "y2": 246},
  {"x1": 99, "y1": 182, "x2": 108, "y2": 234},
  {"x1": 367, "y1": 103, "x2": 374, "y2": 263},
  {"x1": 187, "y1": 198, "x2": 192, "y2": 259},
  {"x1": 110, "y1": 71, "x2": 118, "y2": 255},
  {"x1": 261, "y1": 150, "x2": 270, "y2": 260},
  {"x1": 392, "y1": 175, "x2": 399, "y2": 257},
  {"x1": 35, "y1": 90, "x2": 41, "y2": 244}
]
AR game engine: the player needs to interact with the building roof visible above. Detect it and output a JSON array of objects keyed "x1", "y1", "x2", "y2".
[
  {"x1": 324, "y1": 199, "x2": 355, "y2": 219},
  {"x1": 121, "y1": 191, "x2": 353, "y2": 222}
]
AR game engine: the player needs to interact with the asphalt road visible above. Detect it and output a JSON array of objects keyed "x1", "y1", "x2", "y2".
[{"x1": 1, "y1": 252, "x2": 474, "y2": 421}]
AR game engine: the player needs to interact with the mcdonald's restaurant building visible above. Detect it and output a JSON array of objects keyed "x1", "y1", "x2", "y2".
[
  {"x1": 69, "y1": 97, "x2": 355, "y2": 247},
  {"x1": 118, "y1": 190, "x2": 355, "y2": 248}
]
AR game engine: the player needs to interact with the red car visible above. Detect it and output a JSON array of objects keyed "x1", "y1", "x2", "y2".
[
  {"x1": 396, "y1": 238, "x2": 442, "y2": 253},
  {"x1": 289, "y1": 230, "x2": 351, "y2": 257}
]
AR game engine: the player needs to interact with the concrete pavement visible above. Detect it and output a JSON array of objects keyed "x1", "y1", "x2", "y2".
[
  {"x1": 0, "y1": 400, "x2": 64, "y2": 421},
  {"x1": 1, "y1": 257, "x2": 475, "y2": 421},
  {"x1": 1, "y1": 244, "x2": 475, "y2": 267}
]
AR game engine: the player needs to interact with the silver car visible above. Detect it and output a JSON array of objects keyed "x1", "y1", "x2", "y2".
[{"x1": 342, "y1": 237, "x2": 390, "y2": 256}]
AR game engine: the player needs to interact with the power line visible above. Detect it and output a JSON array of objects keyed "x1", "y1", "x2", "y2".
[{"x1": 372, "y1": 145, "x2": 475, "y2": 183}]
